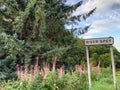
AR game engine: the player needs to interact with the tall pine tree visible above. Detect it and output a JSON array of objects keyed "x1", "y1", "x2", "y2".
[{"x1": 0, "y1": 0, "x2": 95, "y2": 80}]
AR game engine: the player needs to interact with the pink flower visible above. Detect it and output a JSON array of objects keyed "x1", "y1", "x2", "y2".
[
  {"x1": 52, "y1": 57, "x2": 57, "y2": 72},
  {"x1": 59, "y1": 66, "x2": 65, "y2": 78}
]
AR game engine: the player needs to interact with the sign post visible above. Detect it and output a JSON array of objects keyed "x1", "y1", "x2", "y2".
[
  {"x1": 84, "y1": 37, "x2": 116, "y2": 90},
  {"x1": 86, "y1": 46, "x2": 92, "y2": 90},
  {"x1": 110, "y1": 45, "x2": 117, "y2": 90}
]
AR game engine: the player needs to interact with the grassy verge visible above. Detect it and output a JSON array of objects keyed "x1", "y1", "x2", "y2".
[{"x1": 92, "y1": 69, "x2": 120, "y2": 90}]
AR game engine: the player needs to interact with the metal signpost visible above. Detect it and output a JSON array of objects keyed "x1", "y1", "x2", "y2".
[
  {"x1": 84, "y1": 37, "x2": 116, "y2": 90},
  {"x1": 110, "y1": 45, "x2": 117, "y2": 90},
  {"x1": 86, "y1": 46, "x2": 92, "y2": 90}
]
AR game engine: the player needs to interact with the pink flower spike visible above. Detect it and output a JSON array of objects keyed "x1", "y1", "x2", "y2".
[
  {"x1": 59, "y1": 66, "x2": 65, "y2": 78},
  {"x1": 52, "y1": 57, "x2": 57, "y2": 72}
]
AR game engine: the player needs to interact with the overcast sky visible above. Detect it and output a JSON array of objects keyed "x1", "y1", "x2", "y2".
[{"x1": 66, "y1": 0, "x2": 120, "y2": 52}]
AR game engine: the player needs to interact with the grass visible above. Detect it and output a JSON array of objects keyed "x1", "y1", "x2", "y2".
[
  {"x1": 92, "y1": 70, "x2": 120, "y2": 90},
  {"x1": 93, "y1": 75, "x2": 114, "y2": 90}
]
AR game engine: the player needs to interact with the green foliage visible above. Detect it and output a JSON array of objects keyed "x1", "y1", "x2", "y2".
[
  {"x1": 60, "y1": 46, "x2": 86, "y2": 70},
  {"x1": 89, "y1": 45, "x2": 120, "y2": 67},
  {"x1": 1, "y1": 71, "x2": 89, "y2": 90},
  {"x1": 2, "y1": 0, "x2": 119, "y2": 82},
  {"x1": 0, "y1": 0, "x2": 96, "y2": 80},
  {"x1": 1, "y1": 68, "x2": 120, "y2": 90},
  {"x1": 91, "y1": 72, "x2": 102, "y2": 81},
  {"x1": 100, "y1": 53, "x2": 111, "y2": 67},
  {"x1": 29, "y1": 75, "x2": 43, "y2": 90},
  {"x1": 101, "y1": 67, "x2": 112, "y2": 78}
]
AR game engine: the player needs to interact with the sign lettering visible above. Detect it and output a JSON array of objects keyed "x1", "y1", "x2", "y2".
[{"x1": 85, "y1": 37, "x2": 114, "y2": 46}]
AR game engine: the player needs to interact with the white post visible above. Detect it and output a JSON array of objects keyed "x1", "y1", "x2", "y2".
[
  {"x1": 86, "y1": 46, "x2": 92, "y2": 90},
  {"x1": 110, "y1": 45, "x2": 117, "y2": 90}
]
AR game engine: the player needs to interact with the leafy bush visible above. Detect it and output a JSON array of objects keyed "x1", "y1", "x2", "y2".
[
  {"x1": 1, "y1": 71, "x2": 89, "y2": 90},
  {"x1": 1, "y1": 69, "x2": 120, "y2": 90}
]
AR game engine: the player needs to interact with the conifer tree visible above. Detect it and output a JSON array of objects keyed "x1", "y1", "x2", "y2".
[{"x1": 0, "y1": 0, "x2": 95, "y2": 80}]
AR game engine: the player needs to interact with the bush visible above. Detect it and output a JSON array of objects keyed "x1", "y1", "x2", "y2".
[{"x1": 1, "y1": 71, "x2": 89, "y2": 90}]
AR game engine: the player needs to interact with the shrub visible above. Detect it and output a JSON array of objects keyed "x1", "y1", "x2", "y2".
[{"x1": 1, "y1": 71, "x2": 89, "y2": 90}]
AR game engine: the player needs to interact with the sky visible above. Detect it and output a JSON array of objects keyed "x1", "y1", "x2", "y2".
[{"x1": 65, "y1": 0, "x2": 120, "y2": 52}]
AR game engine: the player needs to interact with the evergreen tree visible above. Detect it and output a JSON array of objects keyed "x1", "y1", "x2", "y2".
[{"x1": 0, "y1": 0, "x2": 95, "y2": 80}]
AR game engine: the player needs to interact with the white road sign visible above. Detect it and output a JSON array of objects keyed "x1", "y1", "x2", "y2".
[
  {"x1": 85, "y1": 37, "x2": 116, "y2": 90},
  {"x1": 85, "y1": 37, "x2": 114, "y2": 46}
]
